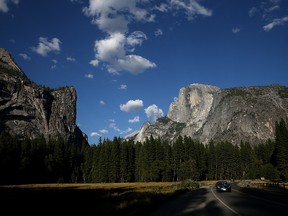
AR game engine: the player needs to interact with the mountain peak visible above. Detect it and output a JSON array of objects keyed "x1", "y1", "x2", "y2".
[
  {"x1": 0, "y1": 48, "x2": 26, "y2": 77},
  {"x1": 128, "y1": 83, "x2": 288, "y2": 145}
]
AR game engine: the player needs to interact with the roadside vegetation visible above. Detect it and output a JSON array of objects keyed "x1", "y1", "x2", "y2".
[{"x1": 0, "y1": 181, "x2": 199, "y2": 215}]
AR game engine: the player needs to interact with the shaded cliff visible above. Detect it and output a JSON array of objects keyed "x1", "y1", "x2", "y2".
[
  {"x1": 126, "y1": 83, "x2": 288, "y2": 145},
  {"x1": 0, "y1": 48, "x2": 87, "y2": 145}
]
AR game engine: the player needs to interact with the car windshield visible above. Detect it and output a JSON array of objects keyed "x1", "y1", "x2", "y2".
[{"x1": 217, "y1": 181, "x2": 229, "y2": 186}]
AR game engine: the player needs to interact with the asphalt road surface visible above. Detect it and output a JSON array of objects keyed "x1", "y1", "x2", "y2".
[{"x1": 150, "y1": 183, "x2": 288, "y2": 216}]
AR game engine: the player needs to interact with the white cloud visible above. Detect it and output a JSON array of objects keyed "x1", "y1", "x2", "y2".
[
  {"x1": 51, "y1": 59, "x2": 57, "y2": 70},
  {"x1": 94, "y1": 32, "x2": 126, "y2": 63},
  {"x1": 100, "y1": 100, "x2": 105, "y2": 105},
  {"x1": 32, "y1": 37, "x2": 61, "y2": 56},
  {"x1": 154, "y1": 29, "x2": 163, "y2": 37},
  {"x1": 169, "y1": 0, "x2": 212, "y2": 20},
  {"x1": 155, "y1": 0, "x2": 212, "y2": 19},
  {"x1": 109, "y1": 122, "x2": 132, "y2": 134},
  {"x1": 117, "y1": 55, "x2": 156, "y2": 74},
  {"x1": 85, "y1": 0, "x2": 212, "y2": 74},
  {"x1": 99, "y1": 129, "x2": 108, "y2": 134},
  {"x1": 67, "y1": 56, "x2": 76, "y2": 62},
  {"x1": 91, "y1": 129, "x2": 109, "y2": 137},
  {"x1": 232, "y1": 28, "x2": 240, "y2": 34},
  {"x1": 91, "y1": 31, "x2": 156, "y2": 74},
  {"x1": 83, "y1": 0, "x2": 154, "y2": 32},
  {"x1": 90, "y1": 59, "x2": 99, "y2": 66},
  {"x1": 70, "y1": 0, "x2": 83, "y2": 4},
  {"x1": 263, "y1": 16, "x2": 288, "y2": 31},
  {"x1": 85, "y1": 73, "x2": 94, "y2": 79},
  {"x1": 84, "y1": 0, "x2": 156, "y2": 75},
  {"x1": 119, "y1": 84, "x2": 127, "y2": 90},
  {"x1": 91, "y1": 132, "x2": 100, "y2": 137},
  {"x1": 249, "y1": 0, "x2": 281, "y2": 19},
  {"x1": 19, "y1": 53, "x2": 31, "y2": 61},
  {"x1": 154, "y1": 3, "x2": 169, "y2": 12},
  {"x1": 94, "y1": 14, "x2": 129, "y2": 34},
  {"x1": 265, "y1": 5, "x2": 279, "y2": 13},
  {"x1": 120, "y1": 99, "x2": 143, "y2": 112},
  {"x1": 126, "y1": 31, "x2": 147, "y2": 47},
  {"x1": 0, "y1": 0, "x2": 19, "y2": 13},
  {"x1": 248, "y1": 7, "x2": 258, "y2": 17},
  {"x1": 129, "y1": 116, "x2": 140, "y2": 123},
  {"x1": 144, "y1": 104, "x2": 164, "y2": 122}
]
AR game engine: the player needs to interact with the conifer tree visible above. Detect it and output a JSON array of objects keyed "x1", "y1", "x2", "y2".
[{"x1": 272, "y1": 118, "x2": 288, "y2": 180}]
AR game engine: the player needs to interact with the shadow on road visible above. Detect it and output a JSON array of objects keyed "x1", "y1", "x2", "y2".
[{"x1": 150, "y1": 187, "x2": 227, "y2": 216}]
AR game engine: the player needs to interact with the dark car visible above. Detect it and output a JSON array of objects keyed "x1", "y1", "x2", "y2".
[{"x1": 215, "y1": 181, "x2": 231, "y2": 192}]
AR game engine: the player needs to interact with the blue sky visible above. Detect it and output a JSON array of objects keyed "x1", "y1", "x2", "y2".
[{"x1": 1, "y1": 0, "x2": 288, "y2": 144}]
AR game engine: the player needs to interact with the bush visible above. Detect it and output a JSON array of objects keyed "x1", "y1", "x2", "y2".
[{"x1": 178, "y1": 180, "x2": 200, "y2": 190}]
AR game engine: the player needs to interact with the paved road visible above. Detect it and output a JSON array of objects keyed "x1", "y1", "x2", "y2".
[{"x1": 150, "y1": 183, "x2": 288, "y2": 216}]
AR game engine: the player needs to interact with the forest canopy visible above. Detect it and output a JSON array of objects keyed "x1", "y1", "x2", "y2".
[{"x1": 0, "y1": 119, "x2": 287, "y2": 184}]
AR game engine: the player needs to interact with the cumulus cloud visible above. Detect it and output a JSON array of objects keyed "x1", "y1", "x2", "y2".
[
  {"x1": 91, "y1": 132, "x2": 100, "y2": 137},
  {"x1": 144, "y1": 104, "x2": 164, "y2": 122},
  {"x1": 84, "y1": 0, "x2": 156, "y2": 74},
  {"x1": 129, "y1": 116, "x2": 140, "y2": 123},
  {"x1": 120, "y1": 99, "x2": 143, "y2": 112},
  {"x1": 84, "y1": 0, "x2": 212, "y2": 74},
  {"x1": 83, "y1": 0, "x2": 154, "y2": 31},
  {"x1": 0, "y1": 0, "x2": 19, "y2": 13},
  {"x1": 99, "y1": 100, "x2": 105, "y2": 105},
  {"x1": 117, "y1": 55, "x2": 156, "y2": 74},
  {"x1": 91, "y1": 31, "x2": 156, "y2": 74},
  {"x1": 19, "y1": 53, "x2": 31, "y2": 61},
  {"x1": 263, "y1": 16, "x2": 288, "y2": 31},
  {"x1": 94, "y1": 32, "x2": 125, "y2": 63},
  {"x1": 32, "y1": 37, "x2": 61, "y2": 56}
]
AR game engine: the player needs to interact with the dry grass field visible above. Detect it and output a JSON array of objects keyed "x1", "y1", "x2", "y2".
[
  {"x1": 0, "y1": 181, "x2": 201, "y2": 215},
  {"x1": 7, "y1": 180, "x2": 286, "y2": 215}
]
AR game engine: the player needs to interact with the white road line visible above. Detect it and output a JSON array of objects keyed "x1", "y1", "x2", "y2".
[{"x1": 210, "y1": 186, "x2": 242, "y2": 216}]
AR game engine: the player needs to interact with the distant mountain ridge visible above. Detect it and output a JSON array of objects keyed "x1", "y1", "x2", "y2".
[
  {"x1": 0, "y1": 48, "x2": 87, "y2": 145},
  {"x1": 126, "y1": 83, "x2": 288, "y2": 145}
]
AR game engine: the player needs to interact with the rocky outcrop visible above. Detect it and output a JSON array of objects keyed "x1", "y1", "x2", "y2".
[
  {"x1": 0, "y1": 48, "x2": 87, "y2": 145},
  {"x1": 126, "y1": 83, "x2": 288, "y2": 145}
]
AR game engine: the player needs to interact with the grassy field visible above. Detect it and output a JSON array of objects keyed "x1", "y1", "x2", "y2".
[
  {"x1": 0, "y1": 181, "x2": 201, "y2": 215},
  {"x1": 6, "y1": 180, "x2": 285, "y2": 215}
]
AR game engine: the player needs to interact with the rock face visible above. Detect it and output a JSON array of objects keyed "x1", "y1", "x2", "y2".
[
  {"x1": 0, "y1": 48, "x2": 87, "y2": 145},
  {"x1": 127, "y1": 83, "x2": 288, "y2": 145}
]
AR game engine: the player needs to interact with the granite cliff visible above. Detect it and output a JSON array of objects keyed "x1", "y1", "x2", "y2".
[
  {"x1": 126, "y1": 83, "x2": 288, "y2": 145},
  {"x1": 0, "y1": 48, "x2": 87, "y2": 145}
]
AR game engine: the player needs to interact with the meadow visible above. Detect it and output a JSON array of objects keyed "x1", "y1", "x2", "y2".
[{"x1": 0, "y1": 181, "x2": 201, "y2": 215}]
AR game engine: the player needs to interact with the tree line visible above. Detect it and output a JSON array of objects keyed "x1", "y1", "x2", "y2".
[{"x1": 0, "y1": 119, "x2": 288, "y2": 184}]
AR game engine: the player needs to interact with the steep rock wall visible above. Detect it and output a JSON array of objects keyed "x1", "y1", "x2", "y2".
[
  {"x1": 127, "y1": 83, "x2": 288, "y2": 145},
  {"x1": 0, "y1": 48, "x2": 87, "y2": 145}
]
